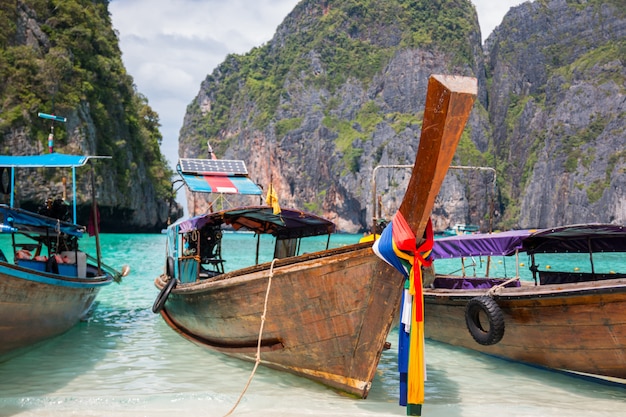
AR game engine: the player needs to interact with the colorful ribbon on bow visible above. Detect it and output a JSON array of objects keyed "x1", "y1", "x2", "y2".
[{"x1": 373, "y1": 214, "x2": 434, "y2": 416}]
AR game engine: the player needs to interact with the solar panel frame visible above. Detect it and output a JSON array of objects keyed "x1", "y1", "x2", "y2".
[{"x1": 179, "y1": 158, "x2": 249, "y2": 176}]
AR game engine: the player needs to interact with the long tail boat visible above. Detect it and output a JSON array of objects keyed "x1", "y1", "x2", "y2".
[
  {"x1": 424, "y1": 224, "x2": 626, "y2": 384},
  {"x1": 0, "y1": 153, "x2": 128, "y2": 361},
  {"x1": 153, "y1": 74, "x2": 477, "y2": 398}
]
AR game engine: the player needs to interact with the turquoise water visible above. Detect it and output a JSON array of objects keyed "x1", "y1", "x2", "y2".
[{"x1": 0, "y1": 233, "x2": 624, "y2": 417}]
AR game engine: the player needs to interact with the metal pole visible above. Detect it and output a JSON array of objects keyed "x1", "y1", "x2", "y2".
[
  {"x1": 72, "y1": 167, "x2": 77, "y2": 223},
  {"x1": 371, "y1": 164, "x2": 413, "y2": 234},
  {"x1": 10, "y1": 168, "x2": 14, "y2": 208},
  {"x1": 90, "y1": 165, "x2": 102, "y2": 275},
  {"x1": 371, "y1": 164, "x2": 497, "y2": 234}
]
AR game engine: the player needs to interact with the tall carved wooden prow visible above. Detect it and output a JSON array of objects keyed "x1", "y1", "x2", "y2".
[{"x1": 398, "y1": 74, "x2": 477, "y2": 240}]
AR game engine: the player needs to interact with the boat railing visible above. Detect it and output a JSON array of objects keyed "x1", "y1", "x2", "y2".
[
  {"x1": 370, "y1": 164, "x2": 497, "y2": 234},
  {"x1": 538, "y1": 270, "x2": 626, "y2": 285},
  {"x1": 193, "y1": 241, "x2": 374, "y2": 285}
]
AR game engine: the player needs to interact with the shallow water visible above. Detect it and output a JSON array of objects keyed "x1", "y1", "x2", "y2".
[{"x1": 0, "y1": 233, "x2": 624, "y2": 416}]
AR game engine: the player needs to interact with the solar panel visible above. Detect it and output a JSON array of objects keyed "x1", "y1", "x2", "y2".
[{"x1": 179, "y1": 159, "x2": 249, "y2": 176}]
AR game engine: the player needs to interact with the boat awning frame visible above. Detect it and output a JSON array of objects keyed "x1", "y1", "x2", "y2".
[
  {"x1": 0, "y1": 153, "x2": 111, "y2": 224},
  {"x1": 431, "y1": 223, "x2": 626, "y2": 260},
  {"x1": 522, "y1": 224, "x2": 626, "y2": 254},
  {"x1": 177, "y1": 158, "x2": 262, "y2": 195},
  {"x1": 175, "y1": 206, "x2": 336, "y2": 240},
  {"x1": 0, "y1": 205, "x2": 85, "y2": 237},
  {"x1": 0, "y1": 154, "x2": 109, "y2": 168}
]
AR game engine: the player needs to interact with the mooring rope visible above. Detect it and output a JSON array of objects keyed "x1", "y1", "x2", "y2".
[
  {"x1": 486, "y1": 276, "x2": 520, "y2": 297},
  {"x1": 222, "y1": 258, "x2": 277, "y2": 417}
]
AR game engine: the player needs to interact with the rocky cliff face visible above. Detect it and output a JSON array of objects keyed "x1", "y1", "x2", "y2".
[
  {"x1": 487, "y1": 0, "x2": 626, "y2": 228},
  {"x1": 0, "y1": 1, "x2": 180, "y2": 232},
  {"x1": 180, "y1": 0, "x2": 625, "y2": 233},
  {"x1": 180, "y1": 0, "x2": 488, "y2": 233}
]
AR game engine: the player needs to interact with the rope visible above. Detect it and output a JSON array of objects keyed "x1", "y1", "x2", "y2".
[
  {"x1": 483, "y1": 251, "x2": 521, "y2": 297},
  {"x1": 222, "y1": 258, "x2": 277, "y2": 417},
  {"x1": 486, "y1": 276, "x2": 520, "y2": 297}
]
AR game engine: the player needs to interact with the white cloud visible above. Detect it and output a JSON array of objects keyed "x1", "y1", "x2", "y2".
[
  {"x1": 473, "y1": 0, "x2": 527, "y2": 41},
  {"x1": 110, "y1": 0, "x2": 300, "y2": 167}
]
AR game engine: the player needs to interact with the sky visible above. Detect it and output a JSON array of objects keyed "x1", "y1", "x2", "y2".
[{"x1": 109, "y1": 0, "x2": 527, "y2": 209}]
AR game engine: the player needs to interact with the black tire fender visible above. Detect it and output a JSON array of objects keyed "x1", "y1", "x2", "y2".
[
  {"x1": 165, "y1": 256, "x2": 175, "y2": 278},
  {"x1": 465, "y1": 296, "x2": 505, "y2": 346},
  {"x1": 152, "y1": 277, "x2": 177, "y2": 314}
]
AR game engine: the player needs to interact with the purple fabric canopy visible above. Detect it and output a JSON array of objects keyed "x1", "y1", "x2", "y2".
[
  {"x1": 176, "y1": 206, "x2": 336, "y2": 239},
  {"x1": 431, "y1": 229, "x2": 533, "y2": 259},
  {"x1": 431, "y1": 224, "x2": 626, "y2": 259}
]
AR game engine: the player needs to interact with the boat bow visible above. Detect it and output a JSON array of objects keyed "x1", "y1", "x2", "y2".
[{"x1": 155, "y1": 74, "x2": 478, "y2": 409}]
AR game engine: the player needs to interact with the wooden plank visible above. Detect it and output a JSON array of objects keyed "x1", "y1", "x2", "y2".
[{"x1": 399, "y1": 74, "x2": 477, "y2": 239}]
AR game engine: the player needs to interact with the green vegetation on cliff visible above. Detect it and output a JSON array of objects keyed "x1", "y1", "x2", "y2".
[
  {"x1": 194, "y1": 0, "x2": 478, "y2": 156},
  {"x1": 0, "y1": 0, "x2": 173, "y2": 202}
]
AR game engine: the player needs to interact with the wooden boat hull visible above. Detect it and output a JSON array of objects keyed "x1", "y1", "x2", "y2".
[
  {"x1": 156, "y1": 243, "x2": 404, "y2": 398},
  {"x1": 423, "y1": 278, "x2": 626, "y2": 381},
  {"x1": 155, "y1": 74, "x2": 477, "y2": 403},
  {"x1": 0, "y1": 262, "x2": 111, "y2": 359}
]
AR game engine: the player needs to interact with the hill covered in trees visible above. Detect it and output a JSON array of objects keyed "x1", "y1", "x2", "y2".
[{"x1": 0, "y1": 0, "x2": 179, "y2": 232}]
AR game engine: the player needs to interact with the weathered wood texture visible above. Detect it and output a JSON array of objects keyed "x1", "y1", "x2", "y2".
[
  {"x1": 399, "y1": 74, "x2": 477, "y2": 238},
  {"x1": 424, "y1": 278, "x2": 626, "y2": 380},
  {"x1": 0, "y1": 264, "x2": 109, "y2": 359},
  {"x1": 159, "y1": 246, "x2": 403, "y2": 397},
  {"x1": 156, "y1": 74, "x2": 478, "y2": 397}
]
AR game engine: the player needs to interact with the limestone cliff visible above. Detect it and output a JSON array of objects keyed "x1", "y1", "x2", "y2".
[
  {"x1": 179, "y1": 0, "x2": 625, "y2": 233},
  {"x1": 0, "y1": 0, "x2": 181, "y2": 232},
  {"x1": 180, "y1": 0, "x2": 489, "y2": 233},
  {"x1": 487, "y1": 0, "x2": 626, "y2": 228}
]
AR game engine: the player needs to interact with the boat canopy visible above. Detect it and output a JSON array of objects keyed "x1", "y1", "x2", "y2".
[
  {"x1": 522, "y1": 224, "x2": 626, "y2": 254},
  {"x1": 431, "y1": 224, "x2": 626, "y2": 260},
  {"x1": 0, "y1": 153, "x2": 111, "y2": 224},
  {"x1": 0, "y1": 206, "x2": 84, "y2": 237},
  {"x1": 177, "y1": 158, "x2": 262, "y2": 195},
  {"x1": 431, "y1": 229, "x2": 534, "y2": 259},
  {"x1": 0, "y1": 153, "x2": 109, "y2": 167},
  {"x1": 176, "y1": 206, "x2": 336, "y2": 240}
]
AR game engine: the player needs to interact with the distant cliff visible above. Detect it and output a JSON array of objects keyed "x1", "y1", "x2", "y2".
[
  {"x1": 0, "y1": 0, "x2": 181, "y2": 232},
  {"x1": 179, "y1": 0, "x2": 489, "y2": 232},
  {"x1": 180, "y1": 0, "x2": 625, "y2": 233},
  {"x1": 486, "y1": 0, "x2": 626, "y2": 229}
]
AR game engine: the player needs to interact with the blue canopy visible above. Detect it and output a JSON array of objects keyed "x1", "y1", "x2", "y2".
[
  {"x1": 0, "y1": 153, "x2": 108, "y2": 167},
  {"x1": 177, "y1": 158, "x2": 262, "y2": 195},
  {"x1": 179, "y1": 172, "x2": 262, "y2": 195},
  {"x1": 0, "y1": 153, "x2": 110, "y2": 224},
  {"x1": 0, "y1": 205, "x2": 84, "y2": 237}
]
